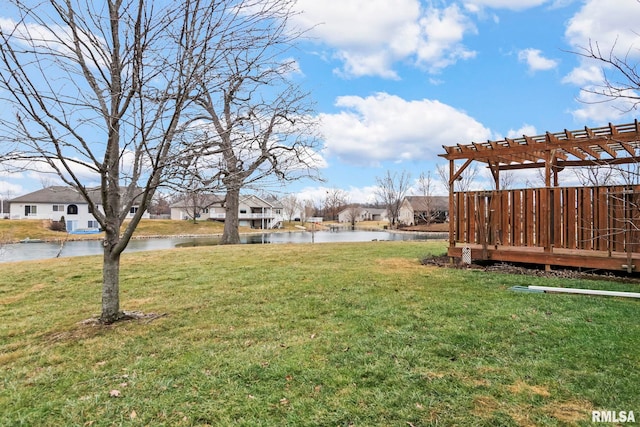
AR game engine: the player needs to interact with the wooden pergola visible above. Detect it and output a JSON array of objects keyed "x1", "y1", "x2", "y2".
[{"x1": 439, "y1": 120, "x2": 640, "y2": 272}]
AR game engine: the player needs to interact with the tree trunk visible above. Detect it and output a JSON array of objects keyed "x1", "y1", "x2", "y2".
[
  {"x1": 221, "y1": 186, "x2": 241, "y2": 244},
  {"x1": 100, "y1": 240, "x2": 121, "y2": 324},
  {"x1": 100, "y1": 226, "x2": 122, "y2": 325}
]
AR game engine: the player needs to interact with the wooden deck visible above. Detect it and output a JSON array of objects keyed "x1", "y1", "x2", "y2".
[
  {"x1": 448, "y1": 185, "x2": 640, "y2": 272},
  {"x1": 440, "y1": 121, "x2": 640, "y2": 273},
  {"x1": 448, "y1": 243, "x2": 639, "y2": 272}
]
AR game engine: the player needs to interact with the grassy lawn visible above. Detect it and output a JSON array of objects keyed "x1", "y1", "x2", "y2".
[{"x1": 0, "y1": 241, "x2": 638, "y2": 426}]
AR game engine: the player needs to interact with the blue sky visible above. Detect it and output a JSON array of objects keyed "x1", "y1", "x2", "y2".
[{"x1": 2, "y1": 0, "x2": 640, "y2": 204}]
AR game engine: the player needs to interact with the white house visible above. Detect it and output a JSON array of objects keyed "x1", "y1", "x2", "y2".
[
  {"x1": 9, "y1": 186, "x2": 149, "y2": 232},
  {"x1": 337, "y1": 206, "x2": 388, "y2": 223},
  {"x1": 170, "y1": 193, "x2": 284, "y2": 229}
]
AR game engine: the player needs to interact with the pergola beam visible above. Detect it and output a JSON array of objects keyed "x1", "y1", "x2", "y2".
[{"x1": 439, "y1": 121, "x2": 640, "y2": 169}]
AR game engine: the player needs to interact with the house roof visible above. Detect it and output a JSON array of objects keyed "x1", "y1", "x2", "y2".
[
  {"x1": 170, "y1": 193, "x2": 225, "y2": 208},
  {"x1": 404, "y1": 196, "x2": 449, "y2": 211},
  {"x1": 10, "y1": 185, "x2": 147, "y2": 206},
  {"x1": 363, "y1": 208, "x2": 387, "y2": 215},
  {"x1": 170, "y1": 194, "x2": 279, "y2": 209},
  {"x1": 10, "y1": 186, "x2": 100, "y2": 204},
  {"x1": 240, "y1": 194, "x2": 273, "y2": 209}
]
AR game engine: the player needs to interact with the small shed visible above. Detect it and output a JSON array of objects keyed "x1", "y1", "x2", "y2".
[{"x1": 439, "y1": 121, "x2": 640, "y2": 272}]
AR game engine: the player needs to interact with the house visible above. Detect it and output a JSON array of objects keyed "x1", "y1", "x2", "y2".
[
  {"x1": 8, "y1": 186, "x2": 149, "y2": 232},
  {"x1": 170, "y1": 193, "x2": 284, "y2": 229},
  {"x1": 337, "y1": 206, "x2": 388, "y2": 223},
  {"x1": 398, "y1": 196, "x2": 449, "y2": 226},
  {"x1": 169, "y1": 193, "x2": 225, "y2": 221}
]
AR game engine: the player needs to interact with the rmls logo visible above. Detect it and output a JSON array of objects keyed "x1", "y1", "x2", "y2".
[{"x1": 592, "y1": 410, "x2": 635, "y2": 423}]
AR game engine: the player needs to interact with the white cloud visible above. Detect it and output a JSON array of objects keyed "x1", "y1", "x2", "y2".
[
  {"x1": 561, "y1": 64, "x2": 603, "y2": 86},
  {"x1": 415, "y1": 5, "x2": 477, "y2": 73},
  {"x1": 506, "y1": 124, "x2": 538, "y2": 139},
  {"x1": 292, "y1": 1, "x2": 476, "y2": 78},
  {"x1": 0, "y1": 180, "x2": 24, "y2": 198},
  {"x1": 319, "y1": 92, "x2": 492, "y2": 166},
  {"x1": 565, "y1": 1, "x2": 640, "y2": 53},
  {"x1": 569, "y1": 88, "x2": 638, "y2": 123},
  {"x1": 517, "y1": 48, "x2": 558, "y2": 72},
  {"x1": 463, "y1": 0, "x2": 551, "y2": 11}
]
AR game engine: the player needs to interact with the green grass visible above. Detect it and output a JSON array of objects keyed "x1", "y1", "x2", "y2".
[{"x1": 1, "y1": 241, "x2": 639, "y2": 426}]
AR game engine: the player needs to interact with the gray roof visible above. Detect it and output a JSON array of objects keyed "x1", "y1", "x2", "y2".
[
  {"x1": 404, "y1": 196, "x2": 449, "y2": 211},
  {"x1": 170, "y1": 193, "x2": 225, "y2": 208},
  {"x1": 10, "y1": 185, "x2": 146, "y2": 205},
  {"x1": 10, "y1": 186, "x2": 100, "y2": 204}
]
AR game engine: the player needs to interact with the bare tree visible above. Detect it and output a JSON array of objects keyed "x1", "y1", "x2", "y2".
[
  {"x1": 182, "y1": 192, "x2": 220, "y2": 224},
  {"x1": 572, "y1": 38, "x2": 640, "y2": 111},
  {"x1": 487, "y1": 170, "x2": 516, "y2": 190},
  {"x1": 572, "y1": 164, "x2": 617, "y2": 187},
  {"x1": 343, "y1": 204, "x2": 362, "y2": 228},
  {"x1": 416, "y1": 171, "x2": 434, "y2": 196},
  {"x1": 323, "y1": 188, "x2": 348, "y2": 221},
  {"x1": 280, "y1": 193, "x2": 300, "y2": 223},
  {"x1": 436, "y1": 163, "x2": 479, "y2": 192},
  {"x1": 571, "y1": 37, "x2": 640, "y2": 185},
  {"x1": 375, "y1": 170, "x2": 411, "y2": 228},
  {"x1": 176, "y1": 1, "x2": 320, "y2": 244},
  {"x1": 413, "y1": 171, "x2": 436, "y2": 226},
  {"x1": 0, "y1": 1, "x2": 264, "y2": 323}
]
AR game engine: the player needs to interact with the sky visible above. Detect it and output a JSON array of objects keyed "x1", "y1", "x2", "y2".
[{"x1": 2, "y1": 0, "x2": 640, "y2": 204}]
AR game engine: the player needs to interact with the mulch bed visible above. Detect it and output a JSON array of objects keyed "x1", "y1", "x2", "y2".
[{"x1": 422, "y1": 254, "x2": 640, "y2": 284}]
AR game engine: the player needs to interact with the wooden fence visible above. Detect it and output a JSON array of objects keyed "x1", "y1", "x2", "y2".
[{"x1": 452, "y1": 185, "x2": 640, "y2": 255}]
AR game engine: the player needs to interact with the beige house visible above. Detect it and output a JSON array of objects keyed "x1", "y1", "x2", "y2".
[
  {"x1": 398, "y1": 196, "x2": 449, "y2": 226},
  {"x1": 170, "y1": 193, "x2": 283, "y2": 229}
]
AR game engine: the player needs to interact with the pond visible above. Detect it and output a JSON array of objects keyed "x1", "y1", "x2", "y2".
[{"x1": 0, "y1": 229, "x2": 447, "y2": 263}]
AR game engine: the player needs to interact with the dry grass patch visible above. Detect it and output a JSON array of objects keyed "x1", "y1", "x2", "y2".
[
  {"x1": 508, "y1": 380, "x2": 552, "y2": 398},
  {"x1": 543, "y1": 400, "x2": 594, "y2": 424},
  {"x1": 0, "y1": 282, "x2": 48, "y2": 305},
  {"x1": 472, "y1": 394, "x2": 501, "y2": 418}
]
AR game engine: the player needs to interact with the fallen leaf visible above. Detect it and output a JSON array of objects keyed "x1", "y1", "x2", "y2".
[
  {"x1": 109, "y1": 389, "x2": 120, "y2": 398},
  {"x1": 416, "y1": 403, "x2": 424, "y2": 410},
  {"x1": 280, "y1": 398, "x2": 289, "y2": 405},
  {"x1": 130, "y1": 410, "x2": 137, "y2": 419}
]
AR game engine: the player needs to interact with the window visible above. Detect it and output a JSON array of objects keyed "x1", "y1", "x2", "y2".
[
  {"x1": 67, "y1": 204, "x2": 78, "y2": 215},
  {"x1": 52, "y1": 204, "x2": 64, "y2": 212},
  {"x1": 240, "y1": 209, "x2": 247, "y2": 214},
  {"x1": 25, "y1": 205, "x2": 37, "y2": 216},
  {"x1": 130, "y1": 206, "x2": 138, "y2": 214},
  {"x1": 88, "y1": 220, "x2": 100, "y2": 229}
]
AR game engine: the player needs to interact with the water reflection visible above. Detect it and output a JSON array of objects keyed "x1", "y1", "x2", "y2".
[{"x1": 1, "y1": 230, "x2": 447, "y2": 263}]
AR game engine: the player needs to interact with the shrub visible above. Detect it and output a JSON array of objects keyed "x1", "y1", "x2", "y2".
[{"x1": 49, "y1": 216, "x2": 66, "y2": 232}]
